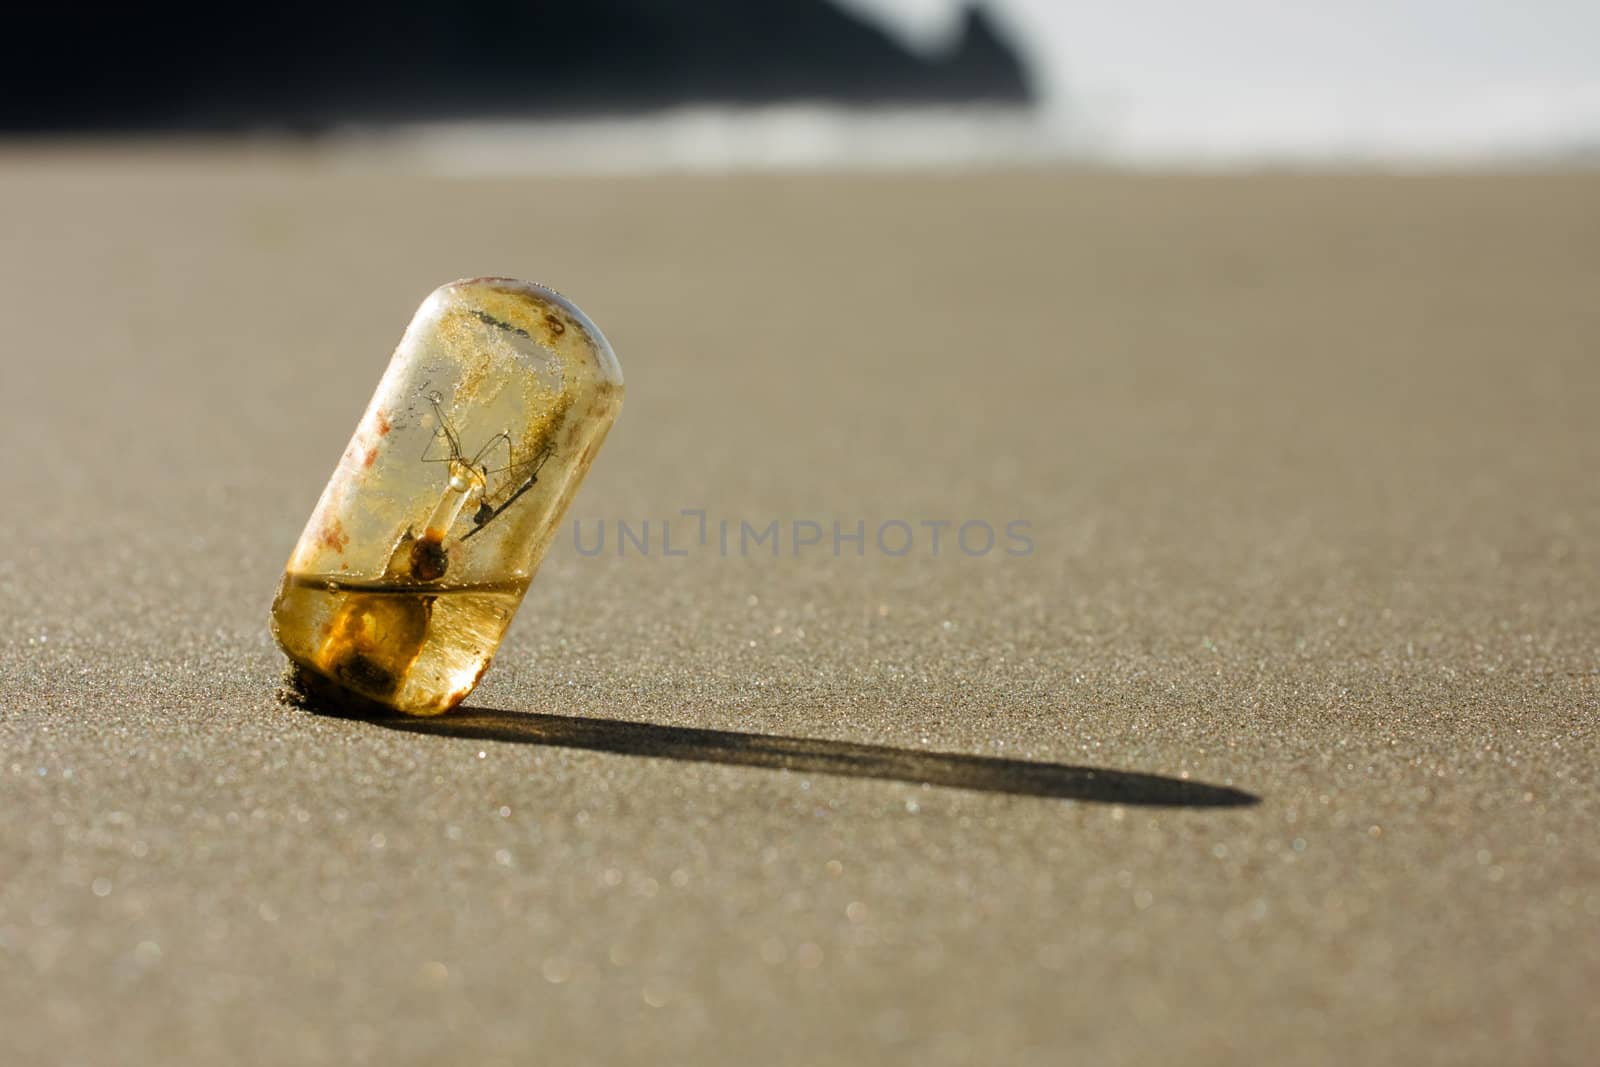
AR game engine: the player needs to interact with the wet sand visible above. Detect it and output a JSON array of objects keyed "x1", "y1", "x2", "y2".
[{"x1": 1, "y1": 151, "x2": 1596, "y2": 1064}]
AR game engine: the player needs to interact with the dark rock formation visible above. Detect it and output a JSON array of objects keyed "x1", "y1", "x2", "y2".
[{"x1": 0, "y1": 1, "x2": 1034, "y2": 133}]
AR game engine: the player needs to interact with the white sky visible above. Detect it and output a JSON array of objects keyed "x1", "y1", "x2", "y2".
[{"x1": 833, "y1": 0, "x2": 1600, "y2": 160}]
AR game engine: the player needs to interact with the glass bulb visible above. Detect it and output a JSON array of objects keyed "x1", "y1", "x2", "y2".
[{"x1": 271, "y1": 278, "x2": 623, "y2": 715}]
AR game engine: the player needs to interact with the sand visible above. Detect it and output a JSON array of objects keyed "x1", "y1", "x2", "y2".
[{"x1": 1, "y1": 150, "x2": 1596, "y2": 1065}]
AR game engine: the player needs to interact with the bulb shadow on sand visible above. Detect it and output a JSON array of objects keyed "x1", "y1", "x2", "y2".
[{"x1": 335, "y1": 703, "x2": 1258, "y2": 808}]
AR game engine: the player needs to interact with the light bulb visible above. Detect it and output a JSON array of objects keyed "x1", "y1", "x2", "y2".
[{"x1": 271, "y1": 278, "x2": 623, "y2": 715}]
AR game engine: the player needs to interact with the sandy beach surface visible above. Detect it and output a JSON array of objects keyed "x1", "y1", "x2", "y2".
[{"x1": 1, "y1": 150, "x2": 1596, "y2": 1064}]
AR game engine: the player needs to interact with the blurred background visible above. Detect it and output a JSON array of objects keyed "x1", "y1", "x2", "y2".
[{"x1": 5, "y1": 0, "x2": 1598, "y2": 169}]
